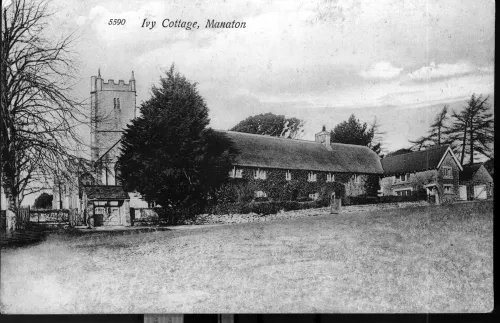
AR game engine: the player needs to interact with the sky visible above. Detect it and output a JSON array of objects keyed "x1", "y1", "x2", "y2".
[
  {"x1": 40, "y1": 0, "x2": 495, "y2": 152},
  {"x1": 3, "y1": 0, "x2": 495, "y2": 204}
]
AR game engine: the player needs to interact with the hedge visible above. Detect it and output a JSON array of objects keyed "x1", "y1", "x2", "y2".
[{"x1": 342, "y1": 194, "x2": 427, "y2": 206}]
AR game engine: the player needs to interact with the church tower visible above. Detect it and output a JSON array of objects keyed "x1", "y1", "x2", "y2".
[{"x1": 90, "y1": 70, "x2": 136, "y2": 184}]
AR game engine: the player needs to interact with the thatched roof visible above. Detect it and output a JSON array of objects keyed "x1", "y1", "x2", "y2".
[
  {"x1": 381, "y1": 145, "x2": 451, "y2": 175},
  {"x1": 83, "y1": 185, "x2": 130, "y2": 200},
  {"x1": 219, "y1": 130, "x2": 383, "y2": 174}
]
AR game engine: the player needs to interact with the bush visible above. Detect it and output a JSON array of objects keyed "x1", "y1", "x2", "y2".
[
  {"x1": 342, "y1": 195, "x2": 379, "y2": 206},
  {"x1": 378, "y1": 194, "x2": 422, "y2": 204},
  {"x1": 341, "y1": 193, "x2": 427, "y2": 206}
]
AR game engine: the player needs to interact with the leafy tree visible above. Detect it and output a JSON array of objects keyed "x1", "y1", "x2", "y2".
[
  {"x1": 33, "y1": 192, "x2": 53, "y2": 209},
  {"x1": 118, "y1": 66, "x2": 236, "y2": 217},
  {"x1": 230, "y1": 113, "x2": 304, "y2": 139},
  {"x1": 447, "y1": 94, "x2": 494, "y2": 164},
  {"x1": 409, "y1": 105, "x2": 452, "y2": 150},
  {"x1": 330, "y1": 114, "x2": 381, "y2": 154},
  {"x1": 1, "y1": 0, "x2": 84, "y2": 214}
]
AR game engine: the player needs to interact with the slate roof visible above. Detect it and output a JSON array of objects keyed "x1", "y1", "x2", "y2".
[
  {"x1": 381, "y1": 145, "x2": 450, "y2": 176},
  {"x1": 83, "y1": 185, "x2": 130, "y2": 200},
  {"x1": 219, "y1": 130, "x2": 384, "y2": 174},
  {"x1": 459, "y1": 163, "x2": 483, "y2": 182}
]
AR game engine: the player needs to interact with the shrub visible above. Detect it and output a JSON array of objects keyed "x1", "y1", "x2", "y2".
[
  {"x1": 378, "y1": 194, "x2": 422, "y2": 204},
  {"x1": 235, "y1": 182, "x2": 256, "y2": 204}
]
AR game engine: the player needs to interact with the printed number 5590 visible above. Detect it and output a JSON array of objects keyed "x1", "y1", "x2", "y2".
[{"x1": 109, "y1": 19, "x2": 126, "y2": 25}]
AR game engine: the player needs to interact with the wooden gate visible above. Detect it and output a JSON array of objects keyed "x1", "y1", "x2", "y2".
[{"x1": 15, "y1": 206, "x2": 30, "y2": 230}]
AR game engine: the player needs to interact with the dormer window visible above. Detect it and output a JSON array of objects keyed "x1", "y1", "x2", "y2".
[
  {"x1": 285, "y1": 170, "x2": 292, "y2": 181},
  {"x1": 395, "y1": 173, "x2": 410, "y2": 182},
  {"x1": 253, "y1": 168, "x2": 266, "y2": 180},
  {"x1": 307, "y1": 172, "x2": 317, "y2": 182},
  {"x1": 326, "y1": 173, "x2": 335, "y2": 182},
  {"x1": 229, "y1": 167, "x2": 243, "y2": 178}
]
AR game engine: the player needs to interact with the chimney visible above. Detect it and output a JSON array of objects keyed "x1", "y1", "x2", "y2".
[{"x1": 315, "y1": 125, "x2": 332, "y2": 151}]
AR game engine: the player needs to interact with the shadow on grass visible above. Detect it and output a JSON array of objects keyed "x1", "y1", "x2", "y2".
[
  {"x1": 0, "y1": 229, "x2": 48, "y2": 249},
  {"x1": 1, "y1": 226, "x2": 173, "y2": 249}
]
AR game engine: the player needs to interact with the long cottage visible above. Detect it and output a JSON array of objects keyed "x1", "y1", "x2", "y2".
[{"x1": 219, "y1": 129, "x2": 384, "y2": 200}]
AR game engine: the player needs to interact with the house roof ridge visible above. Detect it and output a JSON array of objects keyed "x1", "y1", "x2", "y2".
[
  {"x1": 330, "y1": 142, "x2": 371, "y2": 150},
  {"x1": 384, "y1": 145, "x2": 449, "y2": 160},
  {"x1": 218, "y1": 130, "x2": 376, "y2": 150},
  {"x1": 218, "y1": 129, "x2": 316, "y2": 143}
]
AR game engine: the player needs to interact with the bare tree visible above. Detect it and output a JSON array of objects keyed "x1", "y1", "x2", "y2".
[
  {"x1": 369, "y1": 116, "x2": 386, "y2": 155},
  {"x1": 1, "y1": 0, "x2": 86, "y2": 213}
]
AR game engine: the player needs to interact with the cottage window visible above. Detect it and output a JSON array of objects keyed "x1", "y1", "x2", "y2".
[
  {"x1": 285, "y1": 170, "x2": 292, "y2": 181},
  {"x1": 353, "y1": 174, "x2": 362, "y2": 183},
  {"x1": 229, "y1": 167, "x2": 243, "y2": 178},
  {"x1": 309, "y1": 193, "x2": 319, "y2": 200},
  {"x1": 444, "y1": 185, "x2": 453, "y2": 194},
  {"x1": 442, "y1": 166, "x2": 453, "y2": 179},
  {"x1": 307, "y1": 172, "x2": 317, "y2": 182},
  {"x1": 255, "y1": 190, "x2": 267, "y2": 198},
  {"x1": 326, "y1": 173, "x2": 335, "y2": 182},
  {"x1": 254, "y1": 168, "x2": 267, "y2": 180},
  {"x1": 395, "y1": 188, "x2": 412, "y2": 196}
]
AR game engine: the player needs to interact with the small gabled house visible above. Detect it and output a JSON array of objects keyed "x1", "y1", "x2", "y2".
[
  {"x1": 219, "y1": 129, "x2": 384, "y2": 200},
  {"x1": 82, "y1": 185, "x2": 131, "y2": 226},
  {"x1": 380, "y1": 145, "x2": 463, "y2": 204},
  {"x1": 459, "y1": 163, "x2": 493, "y2": 200}
]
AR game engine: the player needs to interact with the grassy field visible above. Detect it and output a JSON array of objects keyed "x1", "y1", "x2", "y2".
[{"x1": 0, "y1": 201, "x2": 493, "y2": 313}]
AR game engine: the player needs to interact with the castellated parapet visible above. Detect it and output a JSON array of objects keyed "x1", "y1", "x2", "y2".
[{"x1": 91, "y1": 70, "x2": 136, "y2": 184}]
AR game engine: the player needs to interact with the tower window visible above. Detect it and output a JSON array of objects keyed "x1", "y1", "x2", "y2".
[{"x1": 117, "y1": 98, "x2": 120, "y2": 109}]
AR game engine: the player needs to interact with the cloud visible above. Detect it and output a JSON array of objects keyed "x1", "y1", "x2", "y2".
[
  {"x1": 407, "y1": 61, "x2": 483, "y2": 80},
  {"x1": 359, "y1": 61, "x2": 403, "y2": 79}
]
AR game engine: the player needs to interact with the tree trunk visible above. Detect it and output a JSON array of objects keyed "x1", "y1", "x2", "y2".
[
  {"x1": 437, "y1": 126, "x2": 441, "y2": 145},
  {"x1": 469, "y1": 121, "x2": 474, "y2": 165},
  {"x1": 460, "y1": 127, "x2": 467, "y2": 165}
]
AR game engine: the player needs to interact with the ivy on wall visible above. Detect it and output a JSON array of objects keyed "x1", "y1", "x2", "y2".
[{"x1": 214, "y1": 166, "x2": 379, "y2": 204}]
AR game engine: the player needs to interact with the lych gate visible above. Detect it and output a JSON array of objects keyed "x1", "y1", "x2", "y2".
[{"x1": 82, "y1": 185, "x2": 131, "y2": 227}]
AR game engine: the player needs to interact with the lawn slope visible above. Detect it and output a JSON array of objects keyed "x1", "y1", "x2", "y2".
[{"x1": 0, "y1": 201, "x2": 493, "y2": 313}]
